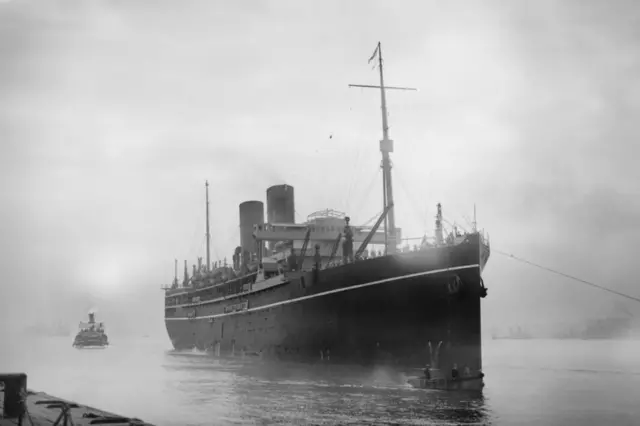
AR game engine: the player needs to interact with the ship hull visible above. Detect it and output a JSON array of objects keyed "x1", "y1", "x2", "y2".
[
  {"x1": 73, "y1": 333, "x2": 109, "y2": 348},
  {"x1": 165, "y1": 234, "x2": 489, "y2": 371}
]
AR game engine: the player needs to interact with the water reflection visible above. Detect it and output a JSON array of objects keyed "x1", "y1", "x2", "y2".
[{"x1": 165, "y1": 350, "x2": 492, "y2": 425}]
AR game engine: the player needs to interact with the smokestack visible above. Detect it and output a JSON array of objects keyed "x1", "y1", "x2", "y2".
[
  {"x1": 239, "y1": 201, "x2": 265, "y2": 259},
  {"x1": 183, "y1": 260, "x2": 188, "y2": 286},
  {"x1": 266, "y1": 184, "x2": 295, "y2": 251}
]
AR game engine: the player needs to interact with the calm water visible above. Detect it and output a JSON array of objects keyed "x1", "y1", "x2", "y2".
[{"x1": 1, "y1": 335, "x2": 639, "y2": 425}]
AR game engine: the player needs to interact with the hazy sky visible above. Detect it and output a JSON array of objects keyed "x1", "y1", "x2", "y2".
[{"x1": 1, "y1": 0, "x2": 639, "y2": 337}]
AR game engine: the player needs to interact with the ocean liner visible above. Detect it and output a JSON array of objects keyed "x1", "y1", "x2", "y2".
[{"x1": 164, "y1": 43, "x2": 491, "y2": 373}]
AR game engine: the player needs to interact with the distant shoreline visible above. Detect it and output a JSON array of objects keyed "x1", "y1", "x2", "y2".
[{"x1": 489, "y1": 336, "x2": 640, "y2": 341}]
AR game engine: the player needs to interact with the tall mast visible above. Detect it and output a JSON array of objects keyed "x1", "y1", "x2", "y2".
[
  {"x1": 205, "y1": 180, "x2": 211, "y2": 272},
  {"x1": 377, "y1": 43, "x2": 394, "y2": 254},
  {"x1": 349, "y1": 42, "x2": 417, "y2": 254}
]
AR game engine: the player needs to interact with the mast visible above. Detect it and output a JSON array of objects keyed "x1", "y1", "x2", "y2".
[
  {"x1": 376, "y1": 43, "x2": 394, "y2": 254},
  {"x1": 349, "y1": 42, "x2": 417, "y2": 254},
  {"x1": 205, "y1": 180, "x2": 211, "y2": 272}
]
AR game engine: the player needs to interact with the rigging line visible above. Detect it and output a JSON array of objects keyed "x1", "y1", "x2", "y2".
[
  {"x1": 189, "y1": 234, "x2": 206, "y2": 263},
  {"x1": 362, "y1": 209, "x2": 384, "y2": 227},
  {"x1": 440, "y1": 206, "x2": 467, "y2": 232},
  {"x1": 184, "y1": 200, "x2": 206, "y2": 260},
  {"x1": 441, "y1": 214, "x2": 469, "y2": 234},
  {"x1": 351, "y1": 167, "x2": 381, "y2": 220},
  {"x1": 461, "y1": 214, "x2": 474, "y2": 230},
  {"x1": 394, "y1": 165, "x2": 434, "y2": 234},
  {"x1": 394, "y1": 168, "x2": 430, "y2": 232},
  {"x1": 344, "y1": 135, "x2": 373, "y2": 212},
  {"x1": 186, "y1": 232, "x2": 202, "y2": 262},
  {"x1": 211, "y1": 231, "x2": 238, "y2": 264},
  {"x1": 422, "y1": 171, "x2": 433, "y2": 234},
  {"x1": 492, "y1": 249, "x2": 640, "y2": 304},
  {"x1": 341, "y1": 100, "x2": 369, "y2": 212},
  {"x1": 439, "y1": 217, "x2": 467, "y2": 238},
  {"x1": 343, "y1": 140, "x2": 361, "y2": 210}
]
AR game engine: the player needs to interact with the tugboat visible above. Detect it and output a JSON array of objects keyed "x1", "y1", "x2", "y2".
[
  {"x1": 407, "y1": 367, "x2": 485, "y2": 391},
  {"x1": 73, "y1": 312, "x2": 109, "y2": 349}
]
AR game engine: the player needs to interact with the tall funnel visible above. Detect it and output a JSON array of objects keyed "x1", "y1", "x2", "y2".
[
  {"x1": 266, "y1": 184, "x2": 295, "y2": 251},
  {"x1": 266, "y1": 184, "x2": 295, "y2": 224},
  {"x1": 239, "y1": 201, "x2": 264, "y2": 257}
]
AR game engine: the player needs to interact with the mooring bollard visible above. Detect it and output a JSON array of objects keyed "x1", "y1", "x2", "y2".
[{"x1": 0, "y1": 373, "x2": 28, "y2": 419}]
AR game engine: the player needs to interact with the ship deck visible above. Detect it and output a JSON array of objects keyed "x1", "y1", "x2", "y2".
[{"x1": 0, "y1": 388, "x2": 154, "y2": 425}]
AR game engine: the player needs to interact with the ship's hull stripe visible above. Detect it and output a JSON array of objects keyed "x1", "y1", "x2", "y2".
[{"x1": 165, "y1": 263, "x2": 480, "y2": 322}]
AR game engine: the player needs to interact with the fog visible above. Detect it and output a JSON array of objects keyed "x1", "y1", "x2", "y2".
[{"x1": 1, "y1": 0, "x2": 639, "y2": 339}]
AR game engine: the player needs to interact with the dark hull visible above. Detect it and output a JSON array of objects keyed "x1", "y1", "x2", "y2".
[
  {"x1": 165, "y1": 234, "x2": 489, "y2": 371},
  {"x1": 73, "y1": 335, "x2": 109, "y2": 348}
]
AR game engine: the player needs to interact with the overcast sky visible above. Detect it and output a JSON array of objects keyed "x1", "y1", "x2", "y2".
[{"x1": 1, "y1": 0, "x2": 639, "y2": 338}]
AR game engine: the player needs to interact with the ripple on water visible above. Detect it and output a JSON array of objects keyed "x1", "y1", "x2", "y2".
[{"x1": 3, "y1": 337, "x2": 640, "y2": 425}]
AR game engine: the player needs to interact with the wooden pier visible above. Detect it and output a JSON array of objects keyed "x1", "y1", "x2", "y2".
[{"x1": 1, "y1": 374, "x2": 154, "y2": 426}]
